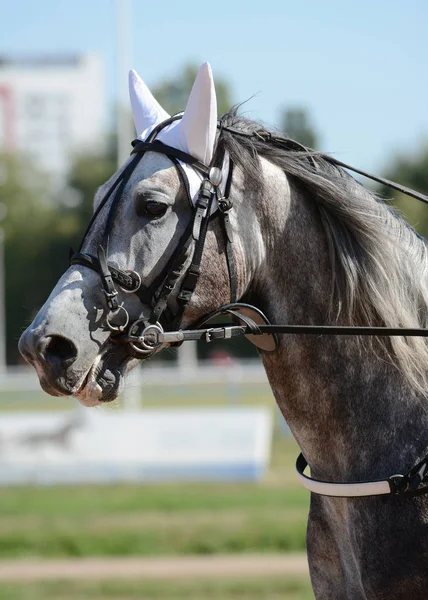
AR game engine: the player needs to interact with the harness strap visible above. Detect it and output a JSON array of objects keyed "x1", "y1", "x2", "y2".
[
  {"x1": 77, "y1": 154, "x2": 141, "y2": 253},
  {"x1": 175, "y1": 181, "x2": 214, "y2": 310},
  {"x1": 131, "y1": 140, "x2": 209, "y2": 176},
  {"x1": 219, "y1": 124, "x2": 428, "y2": 205},
  {"x1": 320, "y1": 156, "x2": 428, "y2": 205},
  {"x1": 296, "y1": 454, "x2": 392, "y2": 497},
  {"x1": 70, "y1": 253, "x2": 152, "y2": 305},
  {"x1": 147, "y1": 323, "x2": 428, "y2": 342},
  {"x1": 296, "y1": 453, "x2": 428, "y2": 498},
  {"x1": 97, "y1": 246, "x2": 119, "y2": 311},
  {"x1": 218, "y1": 159, "x2": 236, "y2": 302}
]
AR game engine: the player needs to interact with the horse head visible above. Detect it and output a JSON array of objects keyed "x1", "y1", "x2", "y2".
[{"x1": 18, "y1": 63, "x2": 261, "y2": 406}]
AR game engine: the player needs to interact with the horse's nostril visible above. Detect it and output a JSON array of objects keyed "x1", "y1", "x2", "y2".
[{"x1": 39, "y1": 335, "x2": 78, "y2": 363}]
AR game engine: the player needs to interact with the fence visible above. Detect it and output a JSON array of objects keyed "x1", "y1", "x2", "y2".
[
  {"x1": 0, "y1": 360, "x2": 273, "y2": 412},
  {"x1": 0, "y1": 361, "x2": 276, "y2": 484}
]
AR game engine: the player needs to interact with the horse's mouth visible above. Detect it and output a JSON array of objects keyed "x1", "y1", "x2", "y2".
[
  {"x1": 73, "y1": 356, "x2": 105, "y2": 407},
  {"x1": 73, "y1": 349, "x2": 130, "y2": 407}
]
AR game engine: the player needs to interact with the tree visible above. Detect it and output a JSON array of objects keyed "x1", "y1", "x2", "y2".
[
  {"x1": 67, "y1": 152, "x2": 116, "y2": 238},
  {"x1": 378, "y1": 145, "x2": 428, "y2": 239},
  {"x1": 280, "y1": 107, "x2": 319, "y2": 149},
  {"x1": 0, "y1": 147, "x2": 118, "y2": 365},
  {"x1": 0, "y1": 152, "x2": 63, "y2": 363},
  {"x1": 152, "y1": 64, "x2": 233, "y2": 117}
]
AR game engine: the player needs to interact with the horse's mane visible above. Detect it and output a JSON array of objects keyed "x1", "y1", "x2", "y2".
[{"x1": 219, "y1": 109, "x2": 428, "y2": 396}]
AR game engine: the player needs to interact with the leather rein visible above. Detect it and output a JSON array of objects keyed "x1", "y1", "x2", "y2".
[{"x1": 70, "y1": 115, "x2": 428, "y2": 499}]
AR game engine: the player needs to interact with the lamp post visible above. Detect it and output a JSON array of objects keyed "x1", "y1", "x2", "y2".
[
  {"x1": 116, "y1": 0, "x2": 134, "y2": 168},
  {"x1": 0, "y1": 202, "x2": 7, "y2": 375}
]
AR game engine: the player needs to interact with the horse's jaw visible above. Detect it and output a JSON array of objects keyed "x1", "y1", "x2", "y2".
[
  {"x1": 72, "y1": 346, "x2": 138, "y2": 406},
  {"x1": 73, "y1": 355, "x2": 105, "y2": 407}
]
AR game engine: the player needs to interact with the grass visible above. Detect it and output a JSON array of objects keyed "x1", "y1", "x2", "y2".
[
  {"x1": 0, "y1": 380, "x2": 274, "y2": 412},
  {"x1": 0, "y1": 577, "x2": 314, "y2": 600},
  {"x1": 0, "y1": 436, "x2": 310, "y2": 559}
]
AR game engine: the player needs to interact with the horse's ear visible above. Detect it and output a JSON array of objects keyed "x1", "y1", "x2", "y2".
[
  {"x1": 128, "y1": 69, "x2": 170, "y2": 139},
  {"x1": 175, "y1": 62, "x2": 217, "y2": 165}
]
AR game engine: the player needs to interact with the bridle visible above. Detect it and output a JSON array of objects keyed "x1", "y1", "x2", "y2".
[
  {"x1": 70, "y1": 114, "x2": 428, "y2": 499},
  {"x1": 70, "y1": 114, "x2": 240, "y2": 355}
]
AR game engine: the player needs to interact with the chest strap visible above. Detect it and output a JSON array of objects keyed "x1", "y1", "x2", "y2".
[{"x1": 296, "y1": 453, "x2": 428, "y2": 498}]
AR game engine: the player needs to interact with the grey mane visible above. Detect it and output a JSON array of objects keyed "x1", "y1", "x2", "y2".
[{"x1": 219, "y1": 110, "x2": 428, "y2": 396}]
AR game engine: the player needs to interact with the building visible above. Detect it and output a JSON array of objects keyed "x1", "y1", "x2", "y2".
[{"x1": 0, "y1": 54, "x2": 104, "y2": 188}]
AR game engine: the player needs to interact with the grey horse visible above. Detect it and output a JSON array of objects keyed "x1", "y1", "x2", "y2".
[{"x1": 19, "y1": 64, "x2": 428, "y2": 598}]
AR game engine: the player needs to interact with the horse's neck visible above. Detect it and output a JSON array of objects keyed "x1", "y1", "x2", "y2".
[{"x1": 248, "y1": 168, "x2": 428, "y2": 482}]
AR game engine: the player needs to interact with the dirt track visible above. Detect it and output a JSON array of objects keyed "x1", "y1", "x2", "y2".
[{"x1": 0, "y1": 554, "x2": 309, "y2": 581}]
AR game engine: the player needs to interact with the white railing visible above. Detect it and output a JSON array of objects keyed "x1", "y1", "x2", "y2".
[{"x1": 0, "y1": 360, "x2": 271, "y2": 411}]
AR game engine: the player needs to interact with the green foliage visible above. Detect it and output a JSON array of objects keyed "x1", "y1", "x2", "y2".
[
  {"x1": 280, "y1": 108, "x2": 319, "y2": 149},
  {"x1": 378, "y1": 145, "x2": 428, "y2": 239},
  {"x1": 67, "y1": 152, "x2": 116, "y2": 232},
  {"x1": 153, "y1": 64, "x2": 232, "y2": 116},
  {"x1": 0, "y1": 153, "x2": 66, "y2": 363},
  {"x1": 0, "y1": 153, "x2": 53, "y2": 242},
  {"x1": 1, "y1": 148, "x2": 116, "y2": 364}
]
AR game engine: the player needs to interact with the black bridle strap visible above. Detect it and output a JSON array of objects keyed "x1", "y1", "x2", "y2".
[
  {"x1": 147, "y1": 323, "x2": 428, "y2": 344},
  {"x1": 249, "y1": 324, "x2": 428, "y2": 337},
  {"x1": 218, "y1": 159, "x2": 236, "y2": 303},
  {"x1": 172, "y1": 179, "x2": 214, "y2": 327},
  {"x1": 219, "y1": 124, "x2": 428, "y2": 205},
  {"x1": 70, "y1": 252, "x2": 151, "y2": 302},
  {"x1": 157, "y1": 322, "x2": 428, "y2": 343},
  {"x1": 131, "y1": 140, "x2": 209, "y2": 177},
  {"x1": 76, "y1": 154, "x2": 142, "y2": 253},
  {"x1": 321, "y1": 156, "x2": 428, "y2": 205}
]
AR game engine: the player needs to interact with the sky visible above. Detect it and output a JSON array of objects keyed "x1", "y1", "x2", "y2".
[{"x1": 1, "y1": 0, "x2": 427, "y2": 173}]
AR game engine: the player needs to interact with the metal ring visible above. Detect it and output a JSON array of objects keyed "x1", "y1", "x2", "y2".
[
  {"x1": 119, "y1": 270, "x2": 141, "y2": 294},
  {"x1": 106, "y1": 305, "x2": 130, "y2": 332},
  {"x1": 129, "y1": 321, "x2": 164, "y2": 354}
]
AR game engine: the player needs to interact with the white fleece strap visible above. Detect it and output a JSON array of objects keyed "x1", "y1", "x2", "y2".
[{"x1": 296, "y1": 455, "x2": 392, "y2": 497}]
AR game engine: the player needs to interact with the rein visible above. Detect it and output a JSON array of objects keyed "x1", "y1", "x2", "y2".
[{"x1": 70, "y1": 115, "x2": 428, "y2": 499}]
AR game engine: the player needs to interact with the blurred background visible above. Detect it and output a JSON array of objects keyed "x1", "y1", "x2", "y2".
[{"x1": 0, "y1": 1, "x2": 427, "y2": 598}]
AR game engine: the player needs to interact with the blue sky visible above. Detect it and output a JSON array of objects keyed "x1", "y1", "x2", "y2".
[{"x1": 1, "y1": 0, "x2": 427, "y2": 173}]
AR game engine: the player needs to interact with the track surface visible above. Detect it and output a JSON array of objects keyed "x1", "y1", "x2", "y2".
[{"x1": 0, "y1": 554, "x2": 309, "y2": 581}]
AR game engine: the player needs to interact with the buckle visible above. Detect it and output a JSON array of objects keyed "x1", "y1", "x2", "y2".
[
  {"x1": 218, "y1": 198, "x2": 233, "y2": 213},
  {"x1": 388, "y1": 474, "x2": 408, "y2": 494},
  {"x1": 128, "y1": 319, "x2": 164, "y2": 354},
  {"x1": 119, "y1": 270, "x2": 141, "y2": 294},
  {"x1": 103, "y1": 288, "x2": 118, "y2": 299},
  {"x1": 205, "y1": 328, "x2": 215, "y2": 342}
]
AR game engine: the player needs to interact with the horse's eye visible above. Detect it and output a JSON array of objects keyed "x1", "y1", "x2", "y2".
[{"x1": 136, "y1": 199, "x2": 168, "y2": 219}]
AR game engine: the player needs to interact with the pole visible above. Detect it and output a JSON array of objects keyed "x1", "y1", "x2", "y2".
[
  {"x1": 116, "y1": 0, "x2": 134, "y2": 168},
  {"x1": 0, "y1": 227, "x2": 6, "y2": 374}
]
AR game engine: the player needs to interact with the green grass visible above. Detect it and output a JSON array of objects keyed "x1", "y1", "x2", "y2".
[
  {"x1": 0, "y1": 380, "x2": 274, "y2": 412},
  {"x1": 0, "y1": 436, "x2": 310, "y2": 559},
  {"x1": 0, "y1": 577, "x2": 314, "y2": 600}
]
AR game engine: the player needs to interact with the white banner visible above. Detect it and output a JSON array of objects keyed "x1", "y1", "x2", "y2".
[{"x1": 0, "y1": 407, "x2": 272, "y2": 484}]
